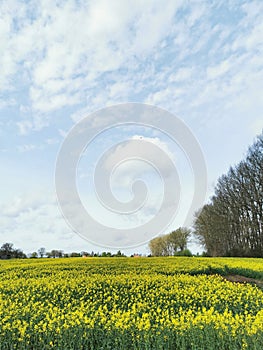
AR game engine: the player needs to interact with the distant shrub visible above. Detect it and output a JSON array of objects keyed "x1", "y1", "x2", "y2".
[
  {"x1": 201, "y1": 251, "x2": 210, "y2": 257},
  {"x1": 174, "y1": 249, "x2": 192, "y2": 257}
]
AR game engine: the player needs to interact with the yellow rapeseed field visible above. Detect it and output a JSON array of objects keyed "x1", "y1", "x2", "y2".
[{"x1": 0, "y1": 257, "x2": 262, "y2": 349}]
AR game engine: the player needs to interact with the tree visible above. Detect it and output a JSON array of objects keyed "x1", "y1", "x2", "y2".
[
  {"x1": 194, "y1": 204, "x2": 228, "y2": 256},
  {"x1": 113, "y1": 250, "x2": 126, "y2": 257},
  {"x1": 0, "y1": 243, "x2": 26, "y2": 259},
  {"x1": 38, "y1": 247, "x2": 46, "y2": 258},
  {"x1": 148, "y1": 236, "x2": 167, "y2": 256},
  {"x1": 13, "y1": 249, "x2": 27, "y2": 259},
  {"x1": 148, "y1": 228, "x2": 191, "y2": 256},
  {"x1": 48, "y1": 250, "x2": 64, "y2": 258},
  {"x1": 194, "y1": 132, "x2": 263, "y2": 257},
  {"x1": 30, "y1": 252, "x2": 38, "y2": 258},
  {"x1": 58, "y1": 250, "x2": 63, "y2": 258},
  {"x1": 101, "y1": 252, "x2": 112, "y2": 257},
  {"x1": 81, "y1": 251, "x2": 90, "y2": 257},
  {"x1": 169, "y1": 228, "x2": 191, "y2": 252},
  {"x1": 70, "y1": 252, "x2": 81, "y2": 257},
  {"x1": 0, "y1": 243, "x2": 14, "y2": 258},
  {"x1": 50, "y1": 250, "x2": 57, "y2": 258}
]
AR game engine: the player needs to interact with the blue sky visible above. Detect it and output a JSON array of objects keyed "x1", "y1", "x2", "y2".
[{"x1": 0, "y1": 0, "x2": 262, "y2": 255}]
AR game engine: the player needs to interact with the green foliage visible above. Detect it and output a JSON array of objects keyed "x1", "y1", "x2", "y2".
[
  {"x1": 174, "y1": 249, "x2": 193, "y2": 257},
  {"x1": 0, "y1": 243, "x2": 26, "y2": 259}
]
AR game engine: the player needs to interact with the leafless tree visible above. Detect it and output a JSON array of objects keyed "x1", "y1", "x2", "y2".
[{"x1": 194, "y1": 132, "x2": 263, "y2": 257}]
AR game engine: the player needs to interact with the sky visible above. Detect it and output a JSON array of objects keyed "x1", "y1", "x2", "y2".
[{"x1": 0, "y1": 0, "x2": 262, "y2": 256}]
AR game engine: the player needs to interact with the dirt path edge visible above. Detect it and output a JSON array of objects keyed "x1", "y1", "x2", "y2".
[{"x1": 224, "y1": 274, "x2": 263, "y2": 289}]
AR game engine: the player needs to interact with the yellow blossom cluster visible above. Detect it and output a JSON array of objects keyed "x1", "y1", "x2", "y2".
[{"x1": 0, "y1": 257, "x2": 262, "y2": 349}]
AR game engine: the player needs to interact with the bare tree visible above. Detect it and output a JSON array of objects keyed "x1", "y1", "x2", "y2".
[
  {"x1": 38, "y1": 247, "x2": 46, "y2": 258},
  {"x1": 194, "y1": 132, "x2": 263, "y2": 257}
]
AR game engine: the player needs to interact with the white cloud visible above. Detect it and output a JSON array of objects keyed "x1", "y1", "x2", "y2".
[
  {"x1": 16, "y1": 120, "x2": 33, "y2": 135},
  {"x1": 206, "y1": 59, "x2": 232, "y2": 79},
  {"x1": 0, "y1": 192, "x2": 83, "y2": 253},
  {"x1": 58, "y1": 128, "x2": 68, "y2": 138},
  {"x1": 0, "y1": 193, "x2": 54, "y2": 218},
  {"x1": 145, "y1": 86, "x2": 184, "y2": 111},
  {"x1": 0, "y1": 0, "x2": 184, "y2": 132},
  {"x1": 187, "y1": 3, "x2": 207, "y2": 27},
  {"x1": 16, "y1": 115, "x2": 50, "y2": 135},
  {"x1": 45, "y1": 138, "x2": 59, "y2": 145},
  {"x1": 168, "y1": 67, "x2": 193, "y2": 82},
  {"x1": 250, "y1": 119, "x2": 263, "y2": 136},
  {"x1": 0, "y1": 98, "x2": 16, "y2": 109},
  {"x1": 104, "y1": 135, "x2": 175, "y2": 183},
  {"x1": 17, "y1": 144, "x2": 36, "y2": 153},
  {"x1": 2, "y1": 0, "x2": 261, "y2": 136}
]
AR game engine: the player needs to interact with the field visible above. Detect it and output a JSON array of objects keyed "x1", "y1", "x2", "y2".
[{"x1": 0, "y1": 257, "x2": 263, "y2": 350}]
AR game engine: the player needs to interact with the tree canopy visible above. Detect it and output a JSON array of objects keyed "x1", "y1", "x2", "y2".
[
  {"x1": 0, "y1": 243, "x2": 26, "y2": 259},
  {"x1": 149, "y1": 227, "x2": 191, "y2": 256},
  {"x1": 194, "y1": 132, "x2": 263, "y2": 257}
]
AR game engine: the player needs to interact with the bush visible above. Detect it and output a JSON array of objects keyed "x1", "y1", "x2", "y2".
[{"x1": 174, "y1": 249, "x2": 192, "y2": 257}]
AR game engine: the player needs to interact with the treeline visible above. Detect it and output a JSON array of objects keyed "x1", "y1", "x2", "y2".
[
  {"x1": 194, "y1": 132, "x2": 263, "y2": 257},
  {"x1": 43, "y1": 249, "x2": 127, "y2": 258},
  {"x1": 0, "y1": 243, "x2": 27, "y2": 259},
  {"x1": 148, "y1": 227, "x2": 191, "y2": 256},
  {"x1": 0, "y1": 244, "x2": 129, "y2": 259}
]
